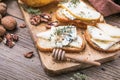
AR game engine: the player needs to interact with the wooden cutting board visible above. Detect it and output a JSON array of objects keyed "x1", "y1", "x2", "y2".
[{"x1": 18, "y1": 0, "x2": 120, "y2": 76}]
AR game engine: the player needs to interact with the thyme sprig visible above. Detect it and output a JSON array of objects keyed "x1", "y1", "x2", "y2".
[
  {"x1": 70, "y1": 0, "x2": 80, "y2": 5},
  {"x1": 60, "y1": 0, "x2": 80, "y2": 4},
  {"x1": 70, "y1": 73, "x2": 87, "y2": 80},
  {"x1": 21, "y1": 4, "x2": 41, "y2": 15}
]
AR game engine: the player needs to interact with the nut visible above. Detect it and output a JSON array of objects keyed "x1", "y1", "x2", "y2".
[
  {"x1": 24, "y1": 51, "x2": 34, "y2": 58},
  {"x1": 45, "y1": 25, "x2": 51, "y2": 29},
  {"x1": 3, "y1": 33, "x2": 18, "y2": 48},
  {"x1": 6, "y1": 41, "x2": 15, "y2": 48},
  {"x1": 0, "y1": 14, "x2": 2, "y2": 19},
  {"x1": 0, "y1": 37, "x2": 2, "y2": 42},
  {"x1": 5, "y1": 33, "x2": 13, "y2": 41},
  {"x1": 0, "y1": 25, "x2": 6, "y2": 36},
  {"x1": 11, "y1": 34, "x2": 19, "y2": 42},
  {"x1": 40, "y1": 13, "x2": 51, "y2": 21},
  {"x1": 30, "y1": 15, "x2": 41, "y2": 26},
  {"x1": 48, "y1": 21, "x2": 59, "y2": 27},
  {"x1": 19, "y1": 23, "x2": 26, "y2": 28},
  {"x1": 0, "y1": 2, "x2": 7, "y2": 16},
  {"x1": 45, "y1": 21, "x2": 59, "y2": 29},
  {"x1": 40, "y1": 17, "x2": 48, "y2": 23},
  {"x1": 1, "y1": 16, "x2": 17, "y2": 30}
]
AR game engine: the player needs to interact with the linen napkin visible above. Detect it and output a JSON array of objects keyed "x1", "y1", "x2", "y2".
[{"x1": 88, "y1": 0, "x2": 120, "y2": 16}]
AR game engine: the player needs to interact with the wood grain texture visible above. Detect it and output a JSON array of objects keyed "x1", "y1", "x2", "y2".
[
  {"x1": 19, "y1": 0, "x2": 120, "y2": 76},
  {"x1": 0, "y1": 0, "x2": 120, "y2": 80}
]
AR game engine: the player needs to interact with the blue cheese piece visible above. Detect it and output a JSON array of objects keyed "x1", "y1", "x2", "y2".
[
  {"x1": 69, "y1": 36, "x2": 83, "y2": 48},
  {"x1": 50, "y1": 26, "x2": 77, "y2": 47},
  {"x1": 37, "y1": 25, "x2": 83, "y2": 48}
]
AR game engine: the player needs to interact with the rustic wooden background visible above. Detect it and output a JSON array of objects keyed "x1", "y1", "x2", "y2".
[{"x1": 0, "y1": 0, "x2": 120, "y2": 80}]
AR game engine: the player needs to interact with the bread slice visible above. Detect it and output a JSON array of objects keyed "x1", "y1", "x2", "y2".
[
  {"x1": 55, "y1": 8, "x2": 87, "y2": 29},
  {"x1": 55, "y1": 0, "x2": 104, "y2": 29},
  {"x1": 36, "y1": 25, "x2": 86, "y2": 53},
  {"x1": 85, "y1": 25, "x2": 120, "y2": 53}
]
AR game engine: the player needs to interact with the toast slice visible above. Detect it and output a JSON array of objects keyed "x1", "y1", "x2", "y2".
[
  {"x1": 85, "y1": 23, "x2": 120, "y2": 53},
  {"x1": 55, "y1": 0, "x2": 104, "y2": 29},
  {"x1": 56, "y1": 8, "x2": 87, "y2": 29},
  {"x1": 36, "y1": 25, "x2": 86, "y2": 53}
]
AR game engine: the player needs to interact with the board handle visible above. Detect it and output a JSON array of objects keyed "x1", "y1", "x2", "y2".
[{"x1": 67, "y1": 56, "x2": 101, "y2": 66}]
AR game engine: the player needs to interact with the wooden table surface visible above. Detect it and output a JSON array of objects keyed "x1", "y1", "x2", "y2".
[{"x1": 0, "y1": 0, "x2": 120, "y2": 80}]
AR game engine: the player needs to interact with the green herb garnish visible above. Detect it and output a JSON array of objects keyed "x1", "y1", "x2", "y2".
[
  {"x1": 21, "y1": 4, "x2": 41, "y2": 15},
  {"x1": 54, "y1": 26, "x2": 73, "y2": 36},
  {"x1": 70, "y1": 0, "x2": 80, "y2": 5},
  {"x1": 70, "y1": 73, "x2": 87, "y2": 80},
  {"x1": 60, "y1": 0, "x2": 80, "y2": 5}
]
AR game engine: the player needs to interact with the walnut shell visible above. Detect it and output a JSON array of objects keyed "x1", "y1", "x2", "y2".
[
  {"x1": 0, "y1": 2, "x2": 7, "y2": 16},
  {"x1": 0, "y1": 25, "x2": 6, "y2": 36},
  {"x1": 1, "y1": 16, "x2": 17, "y2": 30},
  {"x1": 0, "y1": 14, "x2": 2, "y2": 21}
]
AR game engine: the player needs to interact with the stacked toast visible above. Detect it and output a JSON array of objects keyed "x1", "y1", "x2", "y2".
[{"x1": 37, "y1": 0, "x2": 120, "y2": 53}]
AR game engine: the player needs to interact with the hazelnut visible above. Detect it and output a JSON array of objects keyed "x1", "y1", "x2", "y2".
[
  {"x1": 1, "y1": 16, "x2": 17, "y2": 30},
  {"x1": 0, "y1": 2, "x2": 7, "y2": 16},
  {"x1": 0, "y1": 25, "x2": 6, "y2": 36}
]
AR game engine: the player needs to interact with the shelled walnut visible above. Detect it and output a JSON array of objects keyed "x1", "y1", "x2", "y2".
[
  {"x1": 19, "y1": 23, "x2": 26, "y2": 28},
  {"x1": 24, "y1": 51, "x2": 34, "y2": 58},
  {"x1": 29, "y1": 13, "x2": 52, "y2": 26},
  {"x1": 3, "y1": 33, "x2": 19, "y2": 48},
  {"x1": 45, "y1": 21, "x2": 59, "y2": 29},
  {"x1": 30, "y1": 15, "x2": 41, "y2": 26},
  {"x1": 40, "y1": 13, "x2": 51, "y2": 21}
]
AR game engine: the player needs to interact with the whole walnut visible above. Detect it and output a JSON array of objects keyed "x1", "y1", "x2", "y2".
[
  {"x1": 0, "y1": 2, "x2": 7, "y2": 16},
  {"x1": 1, "y1": 16, "x2": 17, "y2": 30},
  {"x1": 0, "y1": 14, "x2": 2, "y2": 21},
  {"x1": 0, "y1": 25, "x2": 6, "y2": 36}
]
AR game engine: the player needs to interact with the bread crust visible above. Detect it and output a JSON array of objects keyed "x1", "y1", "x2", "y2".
[
  {"x1": 55, "y1": 8, "x2": 103, "y2": 29},
  {"x1": 55, "y1": 9, "x2": 87, "y2": 29},
  {"x1": 37, "y1": 33, "x2": 86, "y2": 53},
  {"x1": 85, "y1": 29, "x2": 120, "y2": 53}
]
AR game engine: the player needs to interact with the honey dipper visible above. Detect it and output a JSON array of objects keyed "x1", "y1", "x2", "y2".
[{"x1": 52, "y1": 49, "x2": 101, "y2": 66}]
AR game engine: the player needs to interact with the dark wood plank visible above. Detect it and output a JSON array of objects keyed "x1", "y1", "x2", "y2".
[
  {"x1": 0, "y1": 0, "x2": 120, "y2": 80},
  {"x1": 4, "y1": 0, "x2": 24, "y2": 20}
]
